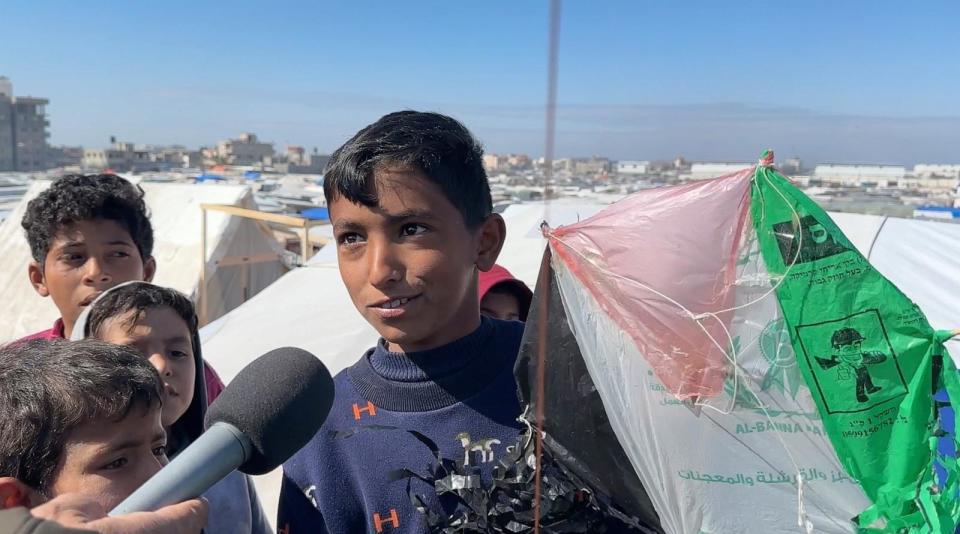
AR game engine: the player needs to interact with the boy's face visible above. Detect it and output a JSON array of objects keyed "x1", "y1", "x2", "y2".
[
  {"x1": 98, "y1": 308, "x2": 196, "y2": 429},
  {"x1": 481, "y1": 290, "x2": 522, "y2": 322},
  {"x1": 330, "y1": 167, "x2": 505, "y2": 352},
  {"x1": 50, "y1": 403, "x2": 166, "y2": 512},
  {"x1": 28, "y1": 220, "x2": 156, "y2": 338}
]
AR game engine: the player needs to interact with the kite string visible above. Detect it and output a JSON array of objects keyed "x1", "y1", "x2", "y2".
[
  {"x1": 546, "y1": 162, "x2": 804, "y2": 415},
  {"x1": 704, "y1": 166, "x2": 804, "y2": 317},
  {"x1": 533, "y1": 0, "x2": 561, "y2": 532}
]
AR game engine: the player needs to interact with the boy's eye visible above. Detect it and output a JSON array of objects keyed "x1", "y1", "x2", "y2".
[
  {"x1": 152, "y1": 446, "x2": 167, "y2": 457},
  {"x1": 102, "y1": 457, "x2": 128, "y2": 470},
  {"x1": 60, "y1": 253, "x2": 84, "y2": 262},
  {"x1": 171, "y1": 350, "x2": 189, "y2": 359},
  {"x1": 400, "y1": 224, "x2": 428, "y2": 237},
  {"x1": 110, "y1": 251, "x2": 131, "y2": 258},
  {"x1": 338, "y1": 233, "x2": 364, "y2": 246}
]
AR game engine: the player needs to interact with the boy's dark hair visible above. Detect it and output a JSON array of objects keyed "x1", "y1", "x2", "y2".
[
  {"x1": 85, "y1": 282, "x2": 198, "y2": 340},
  {"x1": 323, "y1": 111, "x2": 492, "y2": 228},
  {"x1": 0, "y1": 338, "x2": 163, "y2": 494},
  {"x1": 22, "y1": 174, "x2": 154, "y2": 263}
]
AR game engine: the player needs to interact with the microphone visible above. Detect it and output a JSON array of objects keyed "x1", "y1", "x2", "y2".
[{"x1": 110, "y1": 347, "x2": 334, "y2": 515}]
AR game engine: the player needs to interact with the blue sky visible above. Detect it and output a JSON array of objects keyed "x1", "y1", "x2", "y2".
[{"x1": 2, "y1": 1, "x2": 958, "y2": 164}]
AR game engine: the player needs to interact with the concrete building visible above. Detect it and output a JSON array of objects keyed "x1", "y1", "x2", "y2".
[
  {"x1": 485, "y1": 153, "x2": 532, "y2": 172},
  {"x1": 0, "y1": 96, "x2": 12, "y2": 171},
  {"x1": 49, "y1": 146, "x2": 84, "y2": 168},
  {"x1": 483, "y1": 154, "x2": 508, "y2": 172},
  {"x1": 83, "y1": 141, "x2": 153, "y2": 172},
  {"x1": 782, "y1": 157, "x2": 803, "y2": 175},
  {"x1": 0, "y1": 77, "x2": 51, "y2": 171},
  {"x1": 281, "y1": 146, "x2": 329, "y2": 174},
  {"x1": 216, "y1": 133, "x2": 274, "y2": 166},
  {"x1": 899, "y1": 175, "x2": 958, "y2": 191},
  {"x1": 813, "y1": 164, "x2": 906, "y2": 187},
  {"x1": 617, "y1": 160, "x2": 649, "y2": 175},
  {"x1": 145, "y1": 145, "x2": 203, "y2": 169},
  {"x1": 571, "y1": 157, "x2": 611, "y2": 174},
  {"x1": 507, "y1": 154, "x2": 531, "y2": 169},
  {"x1": 913, "y1": 164, "x2": 960, "y2": 179}
]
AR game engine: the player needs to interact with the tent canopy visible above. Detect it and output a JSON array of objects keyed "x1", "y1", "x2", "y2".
[{"x1": 0, "y1": 180, "x2": 287, "y2": 342}]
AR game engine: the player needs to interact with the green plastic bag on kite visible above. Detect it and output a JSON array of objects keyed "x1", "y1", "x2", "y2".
[{"x1": 541, "y1": 150, "x2": 960, "y2": 532}]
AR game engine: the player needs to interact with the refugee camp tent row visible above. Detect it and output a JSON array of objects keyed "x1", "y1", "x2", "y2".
[{"x1": 0, "y1": 181, "x2": 288, "y2": 343}]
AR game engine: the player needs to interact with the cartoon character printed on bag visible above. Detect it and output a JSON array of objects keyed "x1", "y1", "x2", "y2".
[
  {"x1": 456, "y1": 432, "x2": 501, "y2": 466},
  {"x1": 815, "y1": 327, "x2": 887, "y2": 403}
]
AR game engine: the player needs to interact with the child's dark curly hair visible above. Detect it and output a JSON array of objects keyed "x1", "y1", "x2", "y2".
[{"x1": 21, "y1": 174, "x2": 154, "y2": 264}]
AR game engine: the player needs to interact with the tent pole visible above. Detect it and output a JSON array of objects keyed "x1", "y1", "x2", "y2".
[
  {"x1": 200, "y1": 207, "x2": 208, "y2": 326},
  {"x1": 300, "y1": 226, "x2": 310, "y2": 265}
]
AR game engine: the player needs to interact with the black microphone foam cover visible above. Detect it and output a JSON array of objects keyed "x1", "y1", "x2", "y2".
[{"x1": 204, "y1": 347, "x2": 334, "y2": 475}]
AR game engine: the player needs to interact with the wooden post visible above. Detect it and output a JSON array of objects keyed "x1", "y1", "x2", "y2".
[
  {"x1": 300, "y1": 226, "x2": 311, "y2": 265},
  {"x1": 195, "y1": 203, "x2": 327, "y2": 317}
]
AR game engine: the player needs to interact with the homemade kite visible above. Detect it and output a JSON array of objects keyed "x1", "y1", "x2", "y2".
[{"x1": 513, "y1": 151, "x2": 960, "y2": 533}]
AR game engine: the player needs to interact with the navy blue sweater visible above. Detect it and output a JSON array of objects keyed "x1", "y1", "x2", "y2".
[{"x1": 278, "y1": 317, "x2": 525, "y2": 533}]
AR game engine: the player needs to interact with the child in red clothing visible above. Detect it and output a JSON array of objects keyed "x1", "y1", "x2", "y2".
[{"x1": 478, "y1": 264, "x2": 532, "y2": 322}]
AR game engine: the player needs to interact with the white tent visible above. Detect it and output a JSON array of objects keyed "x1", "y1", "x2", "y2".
[{"x1": 0, "y1": 181, "x2": 287, "y2": 342}]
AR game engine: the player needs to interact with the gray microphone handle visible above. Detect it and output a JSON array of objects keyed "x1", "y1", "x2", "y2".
[{"x1": 109, "y1": 422, "x2": 252, "y2": 516}]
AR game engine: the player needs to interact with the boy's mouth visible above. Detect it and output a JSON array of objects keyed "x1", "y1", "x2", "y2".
[
  {"x1": 78, "y1": 291, "x2": 103, "y2": 307},
  {"x1": 369, "y1": 295, "x2": 420, "y2": 318}
]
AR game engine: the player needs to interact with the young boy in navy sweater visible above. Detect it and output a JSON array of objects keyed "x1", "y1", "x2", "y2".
[{"x1": 278, "y1": 111, "x2": 522, "y2": 533}]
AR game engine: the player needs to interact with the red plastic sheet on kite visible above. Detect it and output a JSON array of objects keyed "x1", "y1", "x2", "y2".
[{"x1": 547, "y1": 169, "x2": 753, "y2": 399}]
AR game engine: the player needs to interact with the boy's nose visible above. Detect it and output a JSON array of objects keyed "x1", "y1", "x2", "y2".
[
  {"x1": 149, "y1": 354, "x2": 172, "y2": 376},
  {"x1": 367, "y1": 241, "x2": 402, "y2": 287},
  {"x1": 82, "y1": 258, "x2": 111, "y2": 284}
]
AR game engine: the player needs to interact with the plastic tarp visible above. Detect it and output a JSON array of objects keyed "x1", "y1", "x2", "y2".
[
  {"x1": 300, "y1": 207, "x2": 329, "y2": 220},
  {"x1": 0, "y1": 180, "x2": 287, "y2": 342}
]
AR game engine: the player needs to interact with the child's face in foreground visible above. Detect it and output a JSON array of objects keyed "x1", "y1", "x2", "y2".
[
  {"x1": 98, "y1": 308, "x2": 196, "y2": 428},
  {"x1": 481, "y1": 289, "x2": 522, "y2": 322},
  {"x1": 330, "y1": 168, "x2": 503, "y2": 352},
  {"x1": 50, "y1": 403, "x2": 166, "y2": 512},
  {"x1": 28, "y1": 219, "x2": 156, "y2": 338}
]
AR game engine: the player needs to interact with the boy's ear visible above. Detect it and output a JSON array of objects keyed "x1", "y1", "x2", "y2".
[
  {"x1": 143, "y1": 257, "x2": 156, "y2": 283},
  {"x1": 0, "y1": 477, "x2": 44, "y2": 509},
  {"x1": 27, "y1": 261, "x2": 50, "y2": 297},
  {"x1": 475, "y1": 214, "x2": 506, "y2": 272}
]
